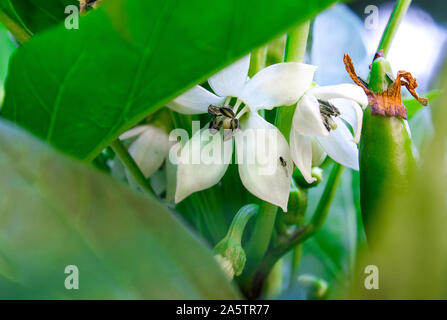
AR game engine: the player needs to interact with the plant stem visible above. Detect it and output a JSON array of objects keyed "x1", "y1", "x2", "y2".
[
  {"x1": 239, "y1": 43, "x2": 280, "y2": 277},
  {"x1": 243, "y1": 203, "x2": 278, "y2": 275},
  {"x1": 284, "y1": 20, "x2": 310, "y2": 63},
  {"x1": 110, "y1": 139, "x2": 156, "y2": 196},
  {"x1": 0, "y1": 10, "x2": 31, "y2": 43},
  {"x1": 227, "y1": 204, "x2": 258, "y2": 243},
  {"x1": 275, "y1": 21, "x2": 310, "y2": 141},
  {"x1": 377, "y1": 0, "x2": 411, "y2": 57},
  {"x1": 289, "y1": 244, "x2": 303, "y2": 286},
  {"x1": 240, "y1": 21, "x2": 312, "y2": 295},
  {"x1": 248, "y1": 45, "x2": 267, "y2": 78},
  {"x1": 250, "y1": 163, "x2": 343, "y2": 297}
]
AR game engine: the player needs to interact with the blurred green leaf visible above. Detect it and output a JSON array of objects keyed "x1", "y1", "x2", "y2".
[
  {"x1": 0, "y1": 119, "x2": 239, "y2": 299},
  {"x1": 0, "y1": 0, "x2": 77, "y2": 36},
  {"x1": 2, "y1": 0, "x2": 336, "y2": 160},
  {"x1": 404, "y1": 89, "x2": 441, "y2": 119}
]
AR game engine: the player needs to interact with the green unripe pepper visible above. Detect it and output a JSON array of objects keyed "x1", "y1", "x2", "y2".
[{"x1": 344, "y1": 54, "x2": 428, "y2": 240}]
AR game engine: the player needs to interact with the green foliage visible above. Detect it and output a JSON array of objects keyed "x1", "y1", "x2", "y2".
[
  {"x1": 0, "y1": 119, "x2": 239, "y2": 299},
  {"x1": 404, "y1": 90, "x2": 441, "y2": 119},
  {"x1": 1, "y1": 0, "x2": 336, "y2": 160}
]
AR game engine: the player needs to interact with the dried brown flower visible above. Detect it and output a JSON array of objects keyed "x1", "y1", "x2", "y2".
[{"x1": 344, "y1": 53, "x2": 428, "y2": 119}]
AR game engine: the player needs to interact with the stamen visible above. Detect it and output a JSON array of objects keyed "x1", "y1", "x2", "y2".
[
  {"x1": 233, "y1": 99, "x2": 243, "y2": 114},
  {"x1": 321, "y1": 114, "x2": 338, "y2": 131},
  {"x1": 318, "y1": 99, "x2": 340, "y2": 117},
  {"x1": 235, "y1": 106, "x2": 249, "y2": 119}
]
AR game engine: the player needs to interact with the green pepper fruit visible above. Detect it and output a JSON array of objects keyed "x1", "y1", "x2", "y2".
[{"x1": 344, "y1": 54, "x2": 428, "y2": 240}]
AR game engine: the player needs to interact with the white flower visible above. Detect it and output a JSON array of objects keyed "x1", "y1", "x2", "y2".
[
  {"x1": 290, "y1": 67, "x2": 368, "y2": 183},
  {"x1": 120, "y1": 125, "x2": 169, "y2": 179},
  {"x1": 168, "y1": 55, "x2": 315, "y2": 211}
]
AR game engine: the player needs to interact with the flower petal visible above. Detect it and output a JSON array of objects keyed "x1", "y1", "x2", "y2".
[
  {"x1": 127, "y1": 126, "x2": 169, "y2": 178},
  {"x1": 120, "y1": 125, "x2": 151, "y2": 140},
  {"x1": 208, "y1": 55, "x2": 250, "y2": 98},
  {"x1": 167, "y1": 85, "x2": 225, "y2": 114},
  {"x1": 315, "y1": 118, "x2": 359, "y2": 170},
  {"x1": 235, "y1": 114, "x2": 293, "y2": 211},
  {"x1": 330, "y1": 98, "x2": 363, "y2": 143},
  {"x1": 311, "y1": 138, "x2": 327, "y2": 167},
  {"x1": 240, "y1": 62, "x2": 317, "y2": 111},
  {"x1": 290, "y1": 130, "x2": 315, "y2": 183},
  {"x1": 175, "y1": 127, "x2": 233, "y2": 203},
  {"x1": 307, "y1": 83, "x2": 368, "y2": 109},
  {"x1": 292, "y1": 94, "x2": 329, "y2": 137}
]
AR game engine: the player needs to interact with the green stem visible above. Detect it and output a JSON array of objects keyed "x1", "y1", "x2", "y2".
[
  {"x1": 248, "y1": 46, "x2": 267, "y2": 78},
  {"x1": 240, "y1": 20, "x2": 311, "y2": 294},
  {"x1": 243, "y1": 203, "x2": 278, "y2": 275},
  {"x1": 110, "y1": 139, "x2": 155, "y2": 196},
  {"x1": 377, "y1": 0, "x2": 412, "y2": 57},
  {"x1": 226, "y1": 204, "x2": 258, "y2": 243},
  {"x1": 284, "y1": 21, "x2": 310, "y2": 63},
  {"x1": 250, "y1": 163, "x2": 343, "y2": 297},
  {"x1": 275, "y1": 21, "x2": 311, "y2": 141},
  {"x1": 0, "y1": 10, "x2": 31, "y2": 43},
  {"x1": 289, "y1": 244, "x2": 303, "y2": 287}
]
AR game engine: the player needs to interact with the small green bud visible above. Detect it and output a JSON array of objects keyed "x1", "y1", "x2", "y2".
[
  {"x1": 213, "y1": 238, "x2": 246, "y2": 278},
  {"x1": 281, "y1": 179, "x2": 307, "y2": 226},
  {"x1": 294, "y1": 167, "x2": 323, "y2": 189},
  {"x1": 212, "y1": 204, "x2": 258, "y2": 279},
  {"x1": 297, "y1": 274, "x2": 329, "y2": 299}
]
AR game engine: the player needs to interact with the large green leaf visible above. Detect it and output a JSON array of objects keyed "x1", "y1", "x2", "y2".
[
  {"x1": 2, "y1": 0, "x2": 336, "y2": 160},
  {"x1": 0, "y1": 0, "x2": 77, "y2": 36},
  {"x1": 0, "y1": 119, "x2": 239, "y2": 299}
]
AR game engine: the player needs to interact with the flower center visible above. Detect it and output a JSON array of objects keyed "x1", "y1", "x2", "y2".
[
  {"x1": 207, "y1": 98, "x2": 250, "y2": 137},
  {"x1": 208, "y1": 102, "x2": 248, "y2": 140},
  {"x1": 318, "y1": 99, "x2": 340, "y2": 131}
]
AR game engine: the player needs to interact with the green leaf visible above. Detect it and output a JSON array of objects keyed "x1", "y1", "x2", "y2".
[
  {"x1": 0, "y1": 119, "x2": 239, "y2": 299},
  {"x1": 0, "y1": 0, "x2": 77, "y2": 36},
  {"x1": 404, "y1": 89, "x2": 441, "y2": 119},
  {"x1": 2, "y1": 0, "x2": 336, "y2": 160}
]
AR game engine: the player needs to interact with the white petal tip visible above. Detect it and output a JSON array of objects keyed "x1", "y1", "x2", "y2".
[
  {"x1": 174, "y1": 190, "x2": 189, "y2": 204},
  {"x1": 305, "y1": 176, "x2": 317, "y2": 184}
]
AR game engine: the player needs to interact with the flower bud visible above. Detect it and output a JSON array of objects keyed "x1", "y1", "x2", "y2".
[
  {"x1": 213, "y1": 239, "x2": 246, "y2": 279},
  {"x1": 212, "y1": 204, "x2": 258, "y2": 279},
  {"x1": 297, "y1": 274, "x2": 328, "y2": 299},
  {"x1": 294, "y1": 167, "x2": 323, "y2": 189},
  {"x1": 281, "y1": 179, "x2": 307, "y2": 226}
]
